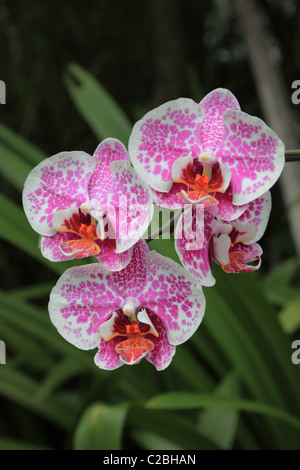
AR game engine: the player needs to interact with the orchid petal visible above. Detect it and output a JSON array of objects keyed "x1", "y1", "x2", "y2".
[
  {"x1": 217, "y1": 109, "x2": 285, "y2": 205},
  {"x1": 137, "y1": 250, "x2": 206, "y2": 346},
  {"x1": 94, "y1": 338, "x2": 123, "y2": 370},
  {"x1": 171, "y1": 153, "x2": 194, "y2": 183},
  {"x1": 213, "y1": 233, "x2": 231, "y2": 266},
  {"x1": 208, "y1": 185, "x2": 247, "y2": 221},
  {"x1": 98, "y1": 311, "x2": 120, "y2": 341},
  {"x1": 199, "y1": 88, "x2": 240, "y2": 151},
  {"x1": 151, "y1": 185, "x2": 186, "y2": 209},
  {"x1": 174, "y1": 209, "x2": 216, "y2": 287},
  {"x1": 231, "y1": 221, "x2": 256, "y2": 244},
  {"x1": 128, "y1": 98, "x2": 205, "y2": 193},
  {"x1": 137, "y1": 308, "x2": 159, "y2": 337},
  {"x1": 89, "y1": 138, "x2": 130, "y2": 202},
  {"x1": 22, "y1": 151, "x2": 96, "y2": 236},
  {"x1": 217, "y1": 159, "x2": 232, "y2": 193},
  {"x1": 98, "y1": 239, "x2": 133, "y2": 272},
  {"x1": 179, "y1": 190, "x2": 218, "y2": 206},
  {"x1": 48, "y1": 264, "x2": 124, "y2": 350},
  {"x1": 40, "y1": 233, "x2": 73, "y2": 262},
  {"x1": 221, "y1": 242, "x2": 263, "y2": 273},
  {"x1": 111, "y1": 240, "x2": 149, "y2": 300},
  {"x1": 237, "y1": 191, "x2": 272, "y2": 243},
  {"x1": 144, "y1": 310, "x2": 176, "y2": 371},
  {"x1": 107, "y1": 161, "x2": 153, "y2": 253}
]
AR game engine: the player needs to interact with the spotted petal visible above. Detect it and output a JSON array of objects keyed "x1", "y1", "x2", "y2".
[
  {"x1": 174, "y1": 210, "x2": 216, "y2": 287},
  {"x1": 144, "y1": 310, "x2": 176, "y2": 371},
  {"x1": 129, "y1": 98, "x2": 205, "y2": 193},
  {"x1": 22, "y1": 151, "x2": 96, "y2": 236},
  {"x1": 94, "y1": 337, "x2": 123, "y2": 370},
  {"x1": 236, "y1": 191, "x2": 271, "y2": 243},
  {"x1": 48, "y1": 264, "x2": 125, "y2": 350},
  {"x1": 107, "y1": 161, "x2": 154, "y2": 253},
  {"x1": 88, "y1": 138, "x2": 130, "y2": 203},
  {"x1": 208, "y1": 185, "x2": 247, "y2": 221},
  {"x1": 217, "y1": 109, "x2": 285, "y2": 205},
  {"x1": 199, "y1": 88, "x2": 240, "y2": 151},
  {"x1": 137, "y1": 250, "x2": 206, "y2": 345}
]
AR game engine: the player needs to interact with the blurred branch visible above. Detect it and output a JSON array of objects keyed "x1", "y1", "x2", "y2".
[
  {"x1": 235, "y1": 0, "x2": 300, "y2": 255},
  {"x1": 285, "y1": 150, "x2": 300, "y2": 162}
]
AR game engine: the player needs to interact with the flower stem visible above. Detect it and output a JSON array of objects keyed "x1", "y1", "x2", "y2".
[{"x1": 285, "y1": 150, "x2": 300, "y2": 162}]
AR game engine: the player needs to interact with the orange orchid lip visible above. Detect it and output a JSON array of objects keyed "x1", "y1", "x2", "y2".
[
  {"x1": 99, "y1": 311, "x2": 159, "y2": 365},
  {"x1": 213, "y1": 222, "x2": 261, "y2": 273},
  {"x1": 116, "y1": 333, "x2": 155, "y2": 365},
  {"x1": 56, "y1": 208, "x2": 101, "y2": 258},
  {"x1": 173, "y1": 160, "x2": 227, "y2": 205}
]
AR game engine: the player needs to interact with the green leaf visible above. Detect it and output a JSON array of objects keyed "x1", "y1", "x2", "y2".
[
  {"x1": 0, "y1": 141, "x2": 32, "y2": 190},
  {"x1": 196, "y1": 371, "x2": 240, "y2": 449},
  {"x1": 263, "y1": 285, "x2": 300, "y2": 307},
  {"x1": 146, "y1": 392, "x2": 300, "y2": 431},
  {"x1": 64, "y1": 63, "x2": 132, "y2": 145},
  {"x1": 171, "y1": 346, "x2": 214, "y2": 392},
  {"x1": 131, "y1": 430, "x2": 183, "y2": 450},
  {"x1": 0, "y1": 367, "x2": 72, "y2": 430},
  {"x1": 0, "y1": 437, "x2": 52, "y2": 450},
  {"x1": 263, "y1": 257, "x2": 299, "y2": 289},
  {"x1": 0, "y1": 122, "x2": 46, "y2": 166},
  {"x1": 73, "y1": 402, "x2": 129, "y2": 450},
  {"x1": 9, "y1": 282, "x2": 55, "y2": 300},
  {"x1": 262, "y1": 257, "x2": 300, "y2": 306},
  {"x1": 34, "y1": 358, "x2": 86, "y2": 401},
  {"x1": 0, "y1": 290, "x2": 94, "y2": 369},
  {"x1": 212, "y1": 268, "x2": 300, "y2": 414},
  {"x1": 148, "y1": 235, "x2": 182, "y2": 266},
  {"x1": 279, "y1": 295, "x2": 300, "y2": 333},
  {"x1": 127, "y1": 406, "x2": 218, "y2": 450}
]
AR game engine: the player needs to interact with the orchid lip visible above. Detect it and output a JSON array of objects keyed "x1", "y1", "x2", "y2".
[
  {"x1": 172, "y1": 152, "x2": 230, "y2": 205},
  {"x1": 99, "y1": 308, "x2": 159, "y2": 366},
  {"x1": 54, "y1": 205, "x2": 103, "y2": 258}
]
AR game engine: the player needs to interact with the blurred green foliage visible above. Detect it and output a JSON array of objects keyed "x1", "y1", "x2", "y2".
[{"x1": 0, "y1": 0, "x2": 300, "y2": 450}]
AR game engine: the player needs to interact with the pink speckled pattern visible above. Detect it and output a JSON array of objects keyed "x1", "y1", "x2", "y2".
[
  {"x1": 175, "y1": 210, "x2": 216, "y2": 287},
  {"x1": 128, "y1": 88, "x2": 284, "y2": 211},
  {"x1": 48, "y1": 240, "x2": 205, "y2": 370},
  {"x1": 217, "y1": 110, "x2": 285, "y2": 205},
  {"x1": 128, "y1": 98, "x2": 205, "y2": 193},
  {"x1": 151, "y1": 184, "x2": 186, "y2": 209},
  {"x1": 23, "y1": 138, "x2": 153, "y2": 268},
  {"x1": 236, "y1": 190, "x2": 271, "y2": 243},
  {"x1": 94, "y1": 337, "x2": 123, "y2": 370},
  {"x1": 143, "y1": 310, "x2": 176, "y2": 370},
  {"x1": 108, "y1": 161, "x2": 154, "y2": 253},
  {"x1": 23, "y1": 151, "x2": 96, "y2": 236},
  {"x1": 199, "y1": 88, "x2": 240, "y2": 151},
  {"x1": 137, "y1": 250, "x2": 206, "y2": 345},
  {"x1": 207, "y1": 185, "x2": 247, "y2": 222},
  {"x1": 175, "y1": 190, "x2": 271, "y2": 284},
  {"x1": 88, "y1": 138, "x2": 130, "y2": 203}
]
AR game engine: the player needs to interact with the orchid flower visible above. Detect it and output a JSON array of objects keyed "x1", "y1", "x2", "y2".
[
  {"x1": 128, "y1": 88, "x2": 284, "y2": 221},
  {"x1": 48, "y1": 241, "x2": 206, "y2": 370},
  {"x1": 22, "y1": 138, "x2": 153, "y2": 271},
  {"x1": 175, "y1": 191, "x2": 271, "y2": 286}
]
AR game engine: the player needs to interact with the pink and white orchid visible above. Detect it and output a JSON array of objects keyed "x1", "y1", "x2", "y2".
[
  {"x1": 48, "y1": 241, "x2": 206, "y2": 370},
  {"x1": 175, "y1": 191, "x2": 272, "y2": 287},
  {"x1": 128, "y1": 88, "x2": 284, "y2": 221},
  {"x1": 22, "y1": 138, "x2": 153, "y2": 271}
]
